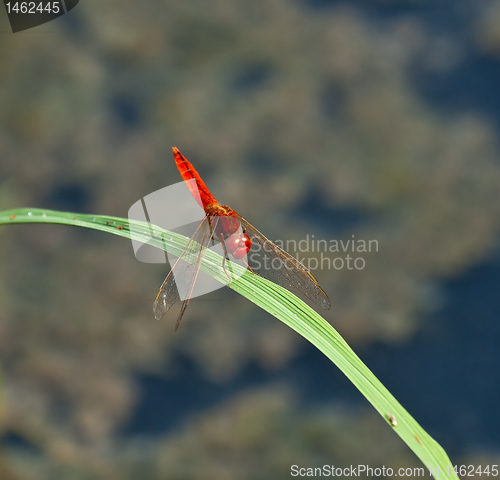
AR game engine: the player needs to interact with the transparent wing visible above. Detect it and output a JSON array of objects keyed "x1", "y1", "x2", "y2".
[
  {"x1": 153, "y1": 216, "x2": 217, "y2": 329},
  {"x1": 235, "y1": 214, "x2": 331, "y2": 310}
]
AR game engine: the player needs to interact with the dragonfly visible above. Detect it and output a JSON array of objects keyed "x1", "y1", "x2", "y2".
[{"x1": 154, "y1": 147, "x2": 331, "y2": 329}]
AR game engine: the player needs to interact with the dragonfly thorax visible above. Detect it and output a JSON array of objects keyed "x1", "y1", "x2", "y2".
[
  {"x1": 205, "y1": 203, "x2": 235, "y2": 216},
  {"x1": 205, "y1": 204, "x2": 239, "y2": 238},
  {"x1": 205, "y1": 204, "x2": 251, "y2": 257}
]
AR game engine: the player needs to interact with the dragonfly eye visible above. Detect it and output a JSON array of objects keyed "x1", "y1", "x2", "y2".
[{"x1": 225, "y1": 233, "x2": 251, "y2": 259}]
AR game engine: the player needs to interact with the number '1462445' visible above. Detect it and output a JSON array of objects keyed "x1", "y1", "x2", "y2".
[
  {"x1": 444, "y1": 465, "x2": 498, "y2": 476},
  {"x1": 5, "y1": 2, "x2": 61, "y2": 14}
]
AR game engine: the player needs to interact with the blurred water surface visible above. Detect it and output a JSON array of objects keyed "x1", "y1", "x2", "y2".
[{"x1": 1, "y1": 0, "x2": 500, "y2": 478}]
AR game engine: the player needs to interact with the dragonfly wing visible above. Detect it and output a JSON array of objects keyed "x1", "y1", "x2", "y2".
[
  {"x1": 235, "y1": 214, "x2": 331, "y2": 310},
  {"x1": 153, "y1": 268, "x2": 180, "y2": 321},
  {"x1": 153, "y1": 216, "x2": 216, "y2": 326}
]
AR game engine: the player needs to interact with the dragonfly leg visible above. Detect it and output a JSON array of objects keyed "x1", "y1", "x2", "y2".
[
  {"x1": 240, "y1": 257, "x2": 255, "y2": 274},
  {"x1": 220, "y1": 233, "x2": 232, "y2": 284}
]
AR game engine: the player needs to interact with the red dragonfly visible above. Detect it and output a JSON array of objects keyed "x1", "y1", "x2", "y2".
[{"x1": 154, "y1": 147, "x2": 331, "y2": 329}]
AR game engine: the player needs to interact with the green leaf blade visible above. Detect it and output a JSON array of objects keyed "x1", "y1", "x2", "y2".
[{"x1": 0, "y1": 207, "x2": 458, "y2": 479}]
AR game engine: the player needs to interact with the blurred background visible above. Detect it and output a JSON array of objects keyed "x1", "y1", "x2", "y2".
[{"x1": 1, "y1": 0, "x2": 500, "y2": 478}]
